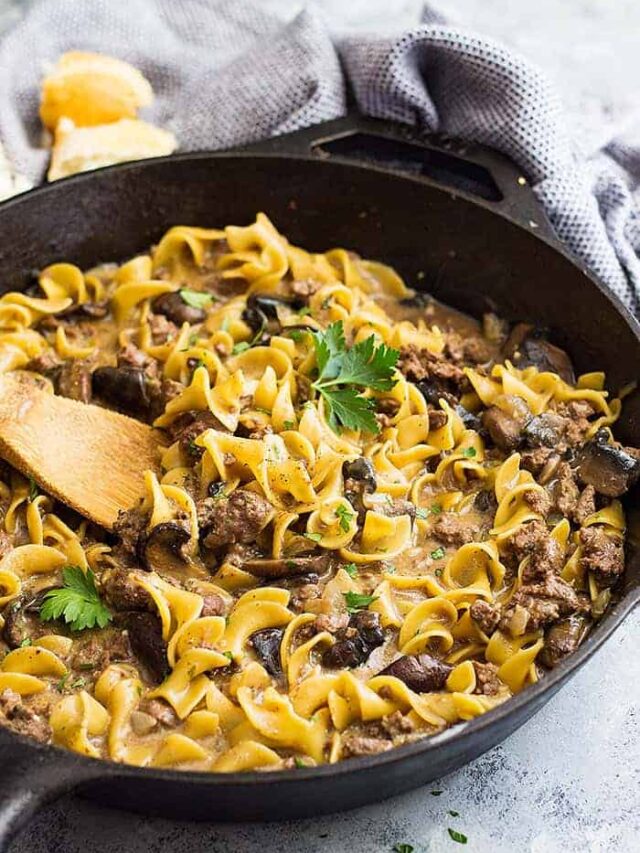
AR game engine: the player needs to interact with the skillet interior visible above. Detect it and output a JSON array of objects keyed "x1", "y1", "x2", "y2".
[{"x1": 0, "y1": 149, "x2": 638, "y2": 828}]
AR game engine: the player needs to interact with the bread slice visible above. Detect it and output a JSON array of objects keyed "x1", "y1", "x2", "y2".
[
  {"x1": 48, "y1": 118, "x2": 176, "y2": 181},
  {"x1": 40, "y1": 51, "x2": 154, "y2": 130}
]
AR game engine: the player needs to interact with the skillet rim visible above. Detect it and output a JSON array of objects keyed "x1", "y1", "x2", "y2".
[{"x1": 0, "y1": 148, "x2": 638, "y2": 788}]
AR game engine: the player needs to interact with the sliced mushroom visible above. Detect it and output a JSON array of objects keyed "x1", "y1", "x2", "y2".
[
  {"x1": 241, "y1": 554, "x2": 330, "y2": 578},
  {"x1": 123, "y1": 612, "x2": 169, "y2": 683},
  {"x1": 249, "y1": 627, "x2": 284, "y2": 677},
  {"x1": 139, "y1": 522, "x2": 191, "y2": 573},
  {"x1": 343, "y1": 457, "x2": 377, "y2": 494},
  {"x1": 92, "y1": 366, "x2": 152, "y2": 417},
  {"x1": 379, "y1": 653, "x2": 452, "y2": 692},
  {"x1": 455, "y1": 404, "x2": 482, "y2": 432},
  {"x1": 523, "y1": 413, "x2": 567, "y2": 448},
  {"x1": 502, "y1": 323, "x2": 575, "y2": 384},
  {"x1": 539, "y1": 614, "x2": 590, "y2": 668},
  {"x1": 322, "y1": 611, "x2": 384, "y2": 669},
  {"x1": 416, "y1": 378, "x2": 458, "y2": 407},
  {"x1": 574, "y1": 428, "x2": 640, "y2": 497},
  {"x1": 2, "y1": 588, "x2": 63, "y2": 649},
  {"x1": 241, "y1": 294, "x2": 305, "y2": 336},
  {"x1": 59, "y1": 301, "x2": 109, "y2": 321},
  {"x1": 152, "y1": 291, "x2": 206, "y2": 325}
]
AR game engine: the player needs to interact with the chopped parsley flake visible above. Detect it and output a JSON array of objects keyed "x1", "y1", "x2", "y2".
[
  {"x1": 461, "y1": 447, "x2": 477, "y2": 458},
  {"x1": 343, "y1": 591, "x2": 378, "y2": 614},
  {"x1": 57, "y1": 673, "x2": 71, "y2": 692},
  {"x1": 335, "y1": 504, "x2": 354, "y2": 532},
  {"x1": 294, "y1": 757, "x2": 306, "y2": 768},
  {"x1": 179, "y1": 288, "x2": 215, "y2": 309},
  {"x1": 304, "y1": 532, "x2": 323, "y2": 543},
  {"x1": 70, "y1": 677, "x2": 86, "y2": 690},
  {"x1": 431, "y1": 503, "x2": 443, "y2": 515},
  {"x1": 447, "y1": 829, "x2": 467, "y2": 845},
  {"x1": 223, "y1": 651, "x2": 234, "y2": 662},
  {"x1": 415, "y1": 508, "x2": 429, "y2": 520},
  {"x1": 283, "y1": 420, "x2": 295, "y2": 430},
  {"x1": 28, "y1": 476, "x2": 38, "y2": 502},
  {"x1": 297, "y1": 306, "x2": 312, "y2": 317},
  {"x1": 434, "y1": 567, "x2": 443, "y2": 577},
  {"x1": 232, "y1": 341, "x2": 251, "y2": 355},
  {"x1": 19, "y1": 637, "x2": 32, "y2": 647},
  {"x1": 431, "y1": 547, "x2": 445, "y2": 560},
  {"x1": 344, "y1": 563, "x2": 358, "y2": 578}
]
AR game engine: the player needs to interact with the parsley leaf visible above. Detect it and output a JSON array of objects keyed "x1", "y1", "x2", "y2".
[
  {"x1": 343, "y1": 591, "x2": 378, "y2": 614},
  {"x1": 461, "y1": 447, "x2": 477, "y2": 458},
  {"x1": 343, "y1": 562, "x2": 358, "y2": 578},
  {"x1": 40, "y1": 567, "x2": 112, "y2": 632},
  {"x1": 324, "y1": 387, "x2": 379, "y2": 435},
  {"x1": 294, "y1": 756, "x2": 307, "y2": 768},
  {"x1": 179, "y1": 289, "x2": 215, "y2": 309},
  {"x1": 431, "y1": 547, "x2": 445, "y2": 560},
  {"x1": 447, "y1": 829, "x2": 467, "y2": 845},
  {"x1": 283, "y1": 419, "x2": 295, "y2": 430},
  {"x1": 311, "y1": 321, "x2": 399, "y2": 434},
  {"x1": 313, "y1": 321, "x2": 345, "y2": 380},
  {"x1": 335, "y1": 504, "x2": 354, "y2": 532},
  {"x1": 415, "y1": 507, "x2": 429, "y2": 520},
  {"x1": 232, "y1": 341, "x2": 251, "y2": 355},
  {"x1": 335, "y1": 334, "x2": 399, "y2": 392},
  {"x1": 431, "y1": 503, "x2": 443, "y2": 515}
]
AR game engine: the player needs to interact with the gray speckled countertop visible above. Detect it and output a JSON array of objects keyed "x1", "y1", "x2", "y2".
[{"x1": 3, "y1": 1, "x2": 640, "y2": 851}]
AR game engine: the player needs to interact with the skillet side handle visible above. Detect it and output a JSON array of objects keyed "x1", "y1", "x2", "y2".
[
  {"x1": 237, "y1": 114, "x2": 557, "y2": 242},
  {"x1": 0, "y1": 740, "x2": 103, "y2": 852}
]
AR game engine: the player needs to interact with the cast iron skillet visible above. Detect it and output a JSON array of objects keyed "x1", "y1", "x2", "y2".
[{"x1": 0, "y1": 115, "x2": 638, "y2": 849}]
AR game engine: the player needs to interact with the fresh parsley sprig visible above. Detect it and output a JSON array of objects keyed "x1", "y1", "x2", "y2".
[
  {"x1": 40, "y1": 567, "x2": 112, "y2": 632},
  {"x1": 311, "y1": 321, "x2": 399, "y2": 434}
]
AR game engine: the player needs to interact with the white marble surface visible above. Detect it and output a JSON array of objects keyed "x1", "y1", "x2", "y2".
[{"x1": 2, "y1": 1, "x2": 640, "y2": 851}]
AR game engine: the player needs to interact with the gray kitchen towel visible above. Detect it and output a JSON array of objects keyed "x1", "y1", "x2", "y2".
[{"x1": 0, "y1": 0, "x2": 639, "y2": 313}]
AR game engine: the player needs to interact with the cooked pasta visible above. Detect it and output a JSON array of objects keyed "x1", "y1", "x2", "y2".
[{"x1": 0, "y1": 213, "x2": 635, "y2": 770}]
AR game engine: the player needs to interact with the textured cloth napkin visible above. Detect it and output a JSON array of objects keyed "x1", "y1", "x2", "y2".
[{"x1": 0, "y1": 0, "x2": 639, "y2": 313}]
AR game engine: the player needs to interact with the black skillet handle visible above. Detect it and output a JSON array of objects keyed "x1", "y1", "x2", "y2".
[
  {"x1": 0, "y1": 737, "x2": 104, "y2": 851},
  {"x1": 239, "y1": 114, "x2": 558, "y2": 243}
]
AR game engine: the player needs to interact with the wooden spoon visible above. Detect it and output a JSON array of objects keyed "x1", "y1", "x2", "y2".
[{"x1": 0, "y1": 372, "x2": 165, "y2": 530}]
